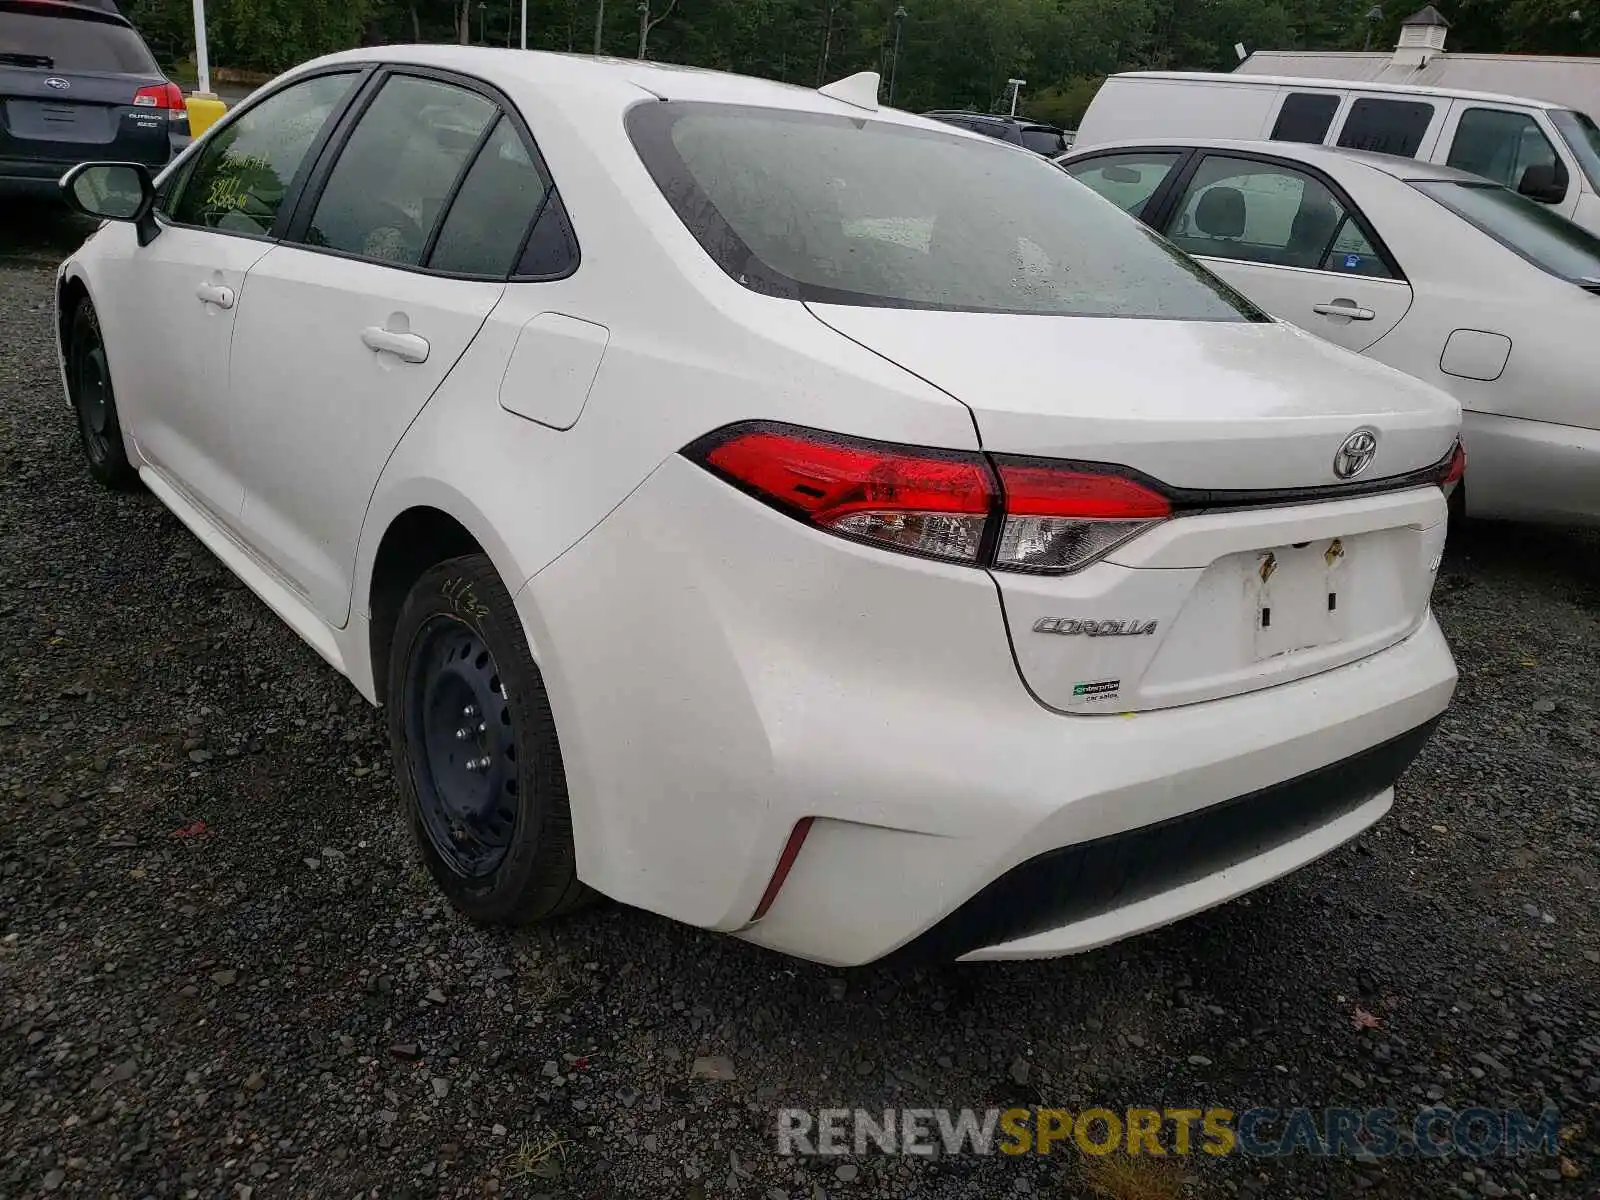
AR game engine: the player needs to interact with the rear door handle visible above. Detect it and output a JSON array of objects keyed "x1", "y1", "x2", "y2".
[
  {"x1": 361, "y1": 326, "x2": 430, "y2": 364},
  {"x1": 195, "y1": 282, "x2": 235, "y2": 309},
  {"x1": 1312, "y1": 301, "x2": 1376, "y2": 321}
]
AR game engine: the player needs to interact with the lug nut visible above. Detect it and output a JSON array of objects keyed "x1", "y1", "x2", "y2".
[
  {"x1": 477, "y1": 722, "x2": 486, "y2": 734},
  {"x1": 462, "y1": 704, "x2": 477, "y2": 718},
  {"x1": 455, "y1": 728, "x2": 469, "y2": 741}
]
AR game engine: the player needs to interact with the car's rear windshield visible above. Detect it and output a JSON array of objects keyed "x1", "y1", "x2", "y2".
[
  {"x1": 0, "y1": 10, "x2": 159, "y2": 75},
  {"x1": 626, "y1": 101, "x2": 1264, "y2": 321},
  {"x1": 1412, "y1": 178, "x2": 1600, "y2": 284}
]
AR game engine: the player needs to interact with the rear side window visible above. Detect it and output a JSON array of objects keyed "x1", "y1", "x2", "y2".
[
  {"x1": 304, "y1": 75, "x2": 497, "y2": 267},
  {"x1": 1336, "y1": 98, "x2": 1435, "y2": 157},
  {"x1": 169, "y1": 72, "x2": 357, "y2": 236},
  {"x1": 428, "y1": 115, "x2": 554, "y2": 276},
  {"x1": 627, "y1": 101, "x2": 1263, "y2": 322},
  {"x1": 1271, "y1": 93, "x2": 1339, "y2": 144},
  {"x1": 0, "y1": 11, "x2": 158, "y2": 74},
  {"x1": 1447, "y1": 107, "x2": 1563, "y2": 196},
  {"x1": 1163, "y1": 153, "x2": 1394, "y2": 279}
]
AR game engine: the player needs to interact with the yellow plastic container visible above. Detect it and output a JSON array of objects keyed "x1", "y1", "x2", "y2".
[{"x1": 184, "y1": 93, "x2": 227, "y2": 138}]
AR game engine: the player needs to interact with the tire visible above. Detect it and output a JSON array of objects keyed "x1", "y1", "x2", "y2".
[
  {"x1": 67, "y1": 296, "x2": 139, "y2": 490},
  {"x1": 386, "y1": 554, "x2": 589, "y2": 923}
]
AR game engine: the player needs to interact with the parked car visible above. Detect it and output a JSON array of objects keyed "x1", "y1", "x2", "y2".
[
  {"x1": 0, "y1": 0, "x2": 187, "y2": 197},
  {"x1": 56, "y1": 49, "x2": 1459, "y2": 966},
  {"x1": 1059, "y1": 138, "x2": 1600, "y2": 527},
  {"x1": 922, "y1": 110, "x2": 1074, "y2": 155},
  {"x1": 1073, "y1": 71, "x2": 1600, "y2": 235}
]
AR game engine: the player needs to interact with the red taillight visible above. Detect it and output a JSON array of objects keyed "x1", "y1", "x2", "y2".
[
  {"x1": 697, "y1": 425, "x2": 996, "y2": 564},
  {"x1": 687, "y1": 422, "x2": 1170, "y2": 574},
  {"x1": 991, "y1": 458, "x2": 1171, "y2": 573},
  {"x1": 134, "y1": 82, "x2": 186, "y2": 112},
  {"x1": 1440, "y1": 440, "x2": 1466, "y2": 494}
]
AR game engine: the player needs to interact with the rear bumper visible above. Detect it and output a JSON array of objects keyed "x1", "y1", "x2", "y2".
[
  {"x1": 1462, "y1": 410, "x2": 1600, "y2": 527},
  {"x1": 897, "y1": 718, "x2": 1437, "y2": 962},
  {"x1": 1, "y1": 148, "x2": 173, "y2": 198},
  {"x1": 519, "y1": 454, "x2": 1457, "y2": 966}
]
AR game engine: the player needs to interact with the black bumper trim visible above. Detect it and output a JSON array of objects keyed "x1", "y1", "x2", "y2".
[{"x1": 887, "y1": 717, "x2": 1441, "y2": 964}]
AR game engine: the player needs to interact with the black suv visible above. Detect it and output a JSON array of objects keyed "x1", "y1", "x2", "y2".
[
  {"x1": 923, "y1": 111, "x2": 1075, "y2": 157},
  {"x1": 0, "y1": 0, "x2": 187, "y2": 197}
]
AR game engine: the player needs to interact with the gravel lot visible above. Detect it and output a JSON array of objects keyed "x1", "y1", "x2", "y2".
[{"x1": 2, "y1": 207, "x2": 1598, "y2": 1200}]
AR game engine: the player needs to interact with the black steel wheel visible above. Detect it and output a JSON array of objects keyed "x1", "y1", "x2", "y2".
[
  {"x1": 68, "y1": 297, "x2": 138, "y2": 489},
  {"x1": 402, "y1": 616, "x2": 519, "y2": 878},
  {"x1": 387, "y1": 554, "x2": 588, "y2": 923}
]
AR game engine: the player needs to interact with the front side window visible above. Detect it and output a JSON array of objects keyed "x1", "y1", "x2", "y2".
[
  {"x1": 1447, "y1": 107, "x2": 1563, "y2": 197},
  {"x1": 1163, "y1": 154, "x2": 1391, "y2": 277},
  {"x1": 304, "y1": 75, "x2": 497, "y2": 266},
  {"x1": 627, "y1": 102, "x2": 1262, "y2": 322},
  {"x1": 1271, "y1": 93, "x2": 1340, "y2": 144},
  {"x1": 1062, "y1": 151, "x2": 1182, "y2": 219},
  {"x1": 1414, "y1": 179, "x2": 1600, "y2": 283},
  {"x1": 1549, "y1": 109, "x2": 1600, "y2": 192},
  {"x1": 168, "y1": 72, "x2": 356, "y2": 236},
  {"x1": 1336, "y1": 98, "x2": 1435, "y2": 158}
]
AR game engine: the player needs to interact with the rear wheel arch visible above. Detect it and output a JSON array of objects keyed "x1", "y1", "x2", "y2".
[{"x1": 368, "y1": 506, "x2": 493, "y2": 701}]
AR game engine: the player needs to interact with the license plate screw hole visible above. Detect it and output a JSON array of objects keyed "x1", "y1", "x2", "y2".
[
  {"x1": 1328, "y1": 592, "x2": 1337, "y2": 612},
  {"x1": 1260, "y1": 606, "x2": 1272, "y2": 629}
]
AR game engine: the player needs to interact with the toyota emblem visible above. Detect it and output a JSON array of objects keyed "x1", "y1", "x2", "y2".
[{"x1": 1333, "y1": 428, "x2": 1379, "y2": 480}]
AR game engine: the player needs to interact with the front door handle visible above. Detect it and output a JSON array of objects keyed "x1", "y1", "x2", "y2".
[
  {"x1": 195, "y1": 281, "x2": 235, "y2": 309},
  {"x1": 361, "y1": 326, "x2": 430, "y2": 364},
  {"x1": 1312, "y1": 300, "x2": 1376, "y2": 321}
]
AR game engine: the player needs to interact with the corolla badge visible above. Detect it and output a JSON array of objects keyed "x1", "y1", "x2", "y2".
[
  {"x1": 1033, "y1": 618, "x2": 1157, "y2": 637},
  {"x1": 45, "y1": 77, "x2": 71, "y2": 91},
  {"x1": 1333, "y1": 428, "x2": 1379, "y2": 480}
]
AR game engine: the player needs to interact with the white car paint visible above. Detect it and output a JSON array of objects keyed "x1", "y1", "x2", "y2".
[
  {"x1": 1061, "y1": 138, "x2": 1600, "y2": 527},
  {"x1": 57, "y1": 47, "x2": 1460, "y2": 965}
]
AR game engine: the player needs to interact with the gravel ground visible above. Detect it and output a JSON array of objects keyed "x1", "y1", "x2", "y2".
[{"x1": 2, "y1": 209, "x2": 1598, "y2": 1200}]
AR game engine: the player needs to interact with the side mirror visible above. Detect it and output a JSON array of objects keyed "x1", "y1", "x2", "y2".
[
  {"x1": 1517, "y1": 161, "x2": 1567, "y2": 204},
  {"x1": 60, "y1": 161, "x2": 160, "y2": 245}
]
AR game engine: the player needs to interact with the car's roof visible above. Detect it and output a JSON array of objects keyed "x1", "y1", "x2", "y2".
[
  {"x1": 1110, "y1": 69, "x2": 1567, "y2": 113},
  {"x1": 1062, "y1": 137, "x2": 1487, "y2": 185},
  {"x1": 305, "y1": 44, "x2": 948, "y2": 130},
  {"x1": 924, "y1": 110, "x2": 1061, "y2": 130}
]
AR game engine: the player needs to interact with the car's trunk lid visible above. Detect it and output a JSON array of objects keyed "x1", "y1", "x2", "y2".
[{"x1": 807, "y1": 305, "x2": 1459, "y2": 711}]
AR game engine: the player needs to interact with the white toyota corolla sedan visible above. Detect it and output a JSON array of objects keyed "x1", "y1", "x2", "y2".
[
  {"x1": 55, "y1": 47, "x2": 1461, "y2": 965},
  {"x1": 1060, "y1": 138, "x2": 1600, "y2": 528}
]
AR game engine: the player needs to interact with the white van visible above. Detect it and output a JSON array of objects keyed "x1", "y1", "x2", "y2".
[{"x1": 1075, "y1": 71, "x2": 1600, "y2": 234}]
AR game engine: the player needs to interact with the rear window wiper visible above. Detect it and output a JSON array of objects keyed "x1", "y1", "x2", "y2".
[{"x1": 0, "y1": 52, "x2": 55, "y2": 68}]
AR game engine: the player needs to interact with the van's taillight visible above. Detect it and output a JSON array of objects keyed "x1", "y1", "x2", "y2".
[
  {"x1": 134, "y1": 82, "x2": 186, "y2": 113},
  {"x1": 695, "y1": 425, "x2": 995, "y2": 564},
  {"x1": 992, "y1": 458, "x2": 1171, "y2": 573},
  {"x1": 1439, "y1": 440, "x2": 1466, "y2": 496},
  {"x1": 686, "y1": 422, "x2": 1166, "y2": 574}
]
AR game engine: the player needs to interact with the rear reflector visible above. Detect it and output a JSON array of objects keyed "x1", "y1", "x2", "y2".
[
  {"x1": 750, "y1": 817, "x2": 815, "y2": 923},
  {"x1": 1440, "y1": 440, "x2": 1465, "y2": 495}
]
